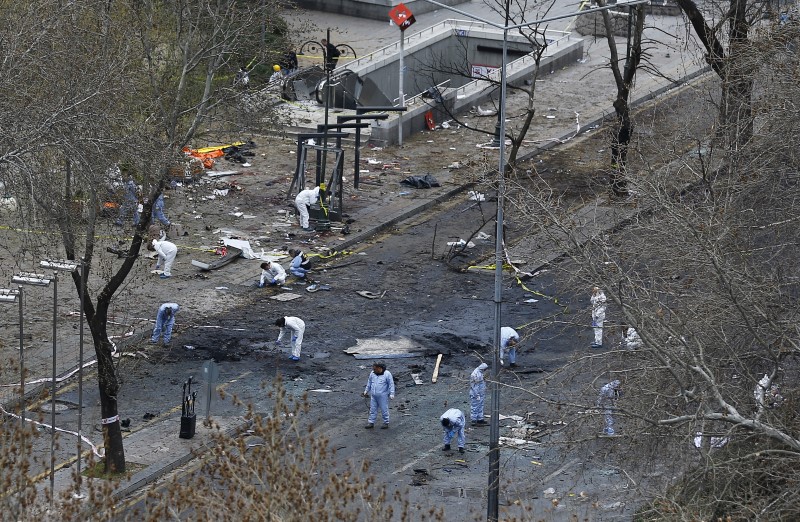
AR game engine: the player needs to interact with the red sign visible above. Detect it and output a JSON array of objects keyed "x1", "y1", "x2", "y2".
[{"x1": 389, "y1": 3, "x2": 416, "y2": 31}]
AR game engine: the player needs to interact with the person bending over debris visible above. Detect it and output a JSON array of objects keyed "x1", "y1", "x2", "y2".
[
  {"x1": 275, "y1": 316, "x2": 305, "y2": 361},
  {"x1": 288, "y1": 249, "x2": 312, "y2": 278},
  {"x1": 440, "y1": 408, "x2": 466, "y2": 453},
  {"x1": 152, "y1": 238, "x2": 177, "y2": 279},
  {"x1": 259, "y1": 260, "x2": 286, "y2": 287},
  {"x1": 150, "y1": 303, "x2": 179, "y2": 346},
  {"x1": 590, "y1": 286, "x2": 607, "y2": 348},
  {"x1": 500, "y1": 326, "x2": 520, "y2": 367},
  {"x1": 623, "y1": 326, "x2": 642, "y2": 350},
  {"x1": 597, "y1": 380, "x2": 622, "y2": 436},
  {"x1": 470, "y1": 363, "x2": 489, "y2": 426},
  {"x1": 362, "y1": 362, "x2": 395, "y2": 429},
  {"x1": 294, "y1": 186, "x2": 322, "y2": 232}
]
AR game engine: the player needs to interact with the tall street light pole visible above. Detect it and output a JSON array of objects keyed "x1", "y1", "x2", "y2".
[
  {"x1": 0, "y1": 287, "x2": 23, "y2": 426},
  {"x1": 41, "y1": 259, "x2": 83, "y2": 497},
  {"x1": 12, "y1": 271, "x2": 55, "y2": 505}
]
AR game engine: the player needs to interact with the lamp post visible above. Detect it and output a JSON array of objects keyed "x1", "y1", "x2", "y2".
[
  {"x1": 12, "y1": 270, "x2": 56, "y2": 506},
  {"x1": 41, "y1": 259, "x2": 83, "y2": 496},
  {"x1": 0, "y1": 287, "x2": 23, "y2": 427},
  {"x1": 416, "y1": 1, "x2": 648, "y2": 519}
]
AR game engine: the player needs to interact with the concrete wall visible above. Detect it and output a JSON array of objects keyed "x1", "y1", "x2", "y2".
[
  {"x1": 289, "y1": 0, "x2": 469, "y2": 21},
  {"x1": 369, "y1": 37, "x2": 585, "y2": 146},
  {"x1": 364, "y1": 35, "x2": 537, "y2": 102}
]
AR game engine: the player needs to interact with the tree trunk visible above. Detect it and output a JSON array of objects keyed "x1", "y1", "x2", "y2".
[
  {"x1": 610, "y1": 93, "x2": 632, "y2": 197},
  {"x1": 675, "y1": 0, "x2": 753, "y2": 147},
  {"x1": 89, "y1": 306, "x2": 126, "y2": 473}
]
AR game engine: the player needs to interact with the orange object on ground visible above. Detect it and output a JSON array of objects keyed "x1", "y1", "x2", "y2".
[{"x1": 425, "y1": 111, "x2": 435, "y2": 131}]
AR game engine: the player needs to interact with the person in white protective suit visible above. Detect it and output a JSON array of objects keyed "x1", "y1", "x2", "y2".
[
  {"x1": 500, "y1": 327, "x2": 520, "y2": 367},
  {"x1": 597, "y1": 380, "x2": 621, "y2": 435},
  {"x1": 362, "y1": 362, "x2": 395, "y2": 429},
  {"x1": 294, "y1": 186, "x2": 322, "y2": 231},
  {"x1": 275, "y1": 316, "x2": 305, "y2": 361},
  {"x1": 259, "y1": 260, "x2": 286, "y2": 287},
  {"x1": 152, "y1": 238, "x2": 177, "y2": 279},
  {"x1": 590, "y1": 287, "x2": 607, "y2": 348},
  {"x1": 624, "y1": 326, "x2": 642, "y2": 350},
  {"x1": 440, "y1": 408, "x2": 466, "y2": 453},
  {"x1": 469, "y1": 363, "x2": 489, "y2": 425}
]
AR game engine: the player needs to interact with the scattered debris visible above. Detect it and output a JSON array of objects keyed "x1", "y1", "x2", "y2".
[
  {"x1": 400, "y1": 174, "x2": 440, "y2": 188},
  {"x1": 446, "y1": 239, "x2": 475, "y2": 248},
  {"x1": 468, "y1": 191, "x2": 485, "y2": 201},
  {"x1": 191, "y1": 246, "x2": 243, "y2": 271},
  {"x1": 472, "y1": 105, "x2": 498, "y2": 117},
  {"x1": 693, "y1": 433, "x2": 729, "y2": 449},
  {"x1": 344, "y1": 336, "x2": 425, "y2": 359},
  {"x1": 270, "y1": 293, "x2": 302, "y2": 301},
  {"x1": 356, "y1": 290, "x2": 385, "y2": 299}
]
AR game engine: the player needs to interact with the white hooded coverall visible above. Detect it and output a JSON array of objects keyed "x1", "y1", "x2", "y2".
[
  {"x1": 260, "y1": 262, "x2": 286, "y2": 286},
  {"x1": 597, "y1": 380, "x2": 620, "y2": 435},
  {"x1": 590, "y1": 289, "x2": 607, "y2": 346},
  {"x1": 294, "y1": 187, "x2": 320, "y2": 229},
  {"x1": 277, "y1": 316, "x2": 305, "y2": 358},
  {"x1": 440, "y1": 408, "x2": 466, "y2": 449},
  {"x1": 469, "y1": 363, "x2": 488, "y2": 422},
  {"x1": 153, "y1": 239, "x2": 178, "y2": 276},
  {"x1": 624, "y1": 327, "x2": 642, "y2": 350}
]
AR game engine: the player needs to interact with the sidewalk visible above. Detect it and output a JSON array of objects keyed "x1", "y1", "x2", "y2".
[{"x1": 28, "y1": 414, "x2": 248, "y2": 518}]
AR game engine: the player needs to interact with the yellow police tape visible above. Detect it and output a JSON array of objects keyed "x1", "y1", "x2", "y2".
[{"x1": 466, "y1": 262, "x2": 559, "y2": 304}]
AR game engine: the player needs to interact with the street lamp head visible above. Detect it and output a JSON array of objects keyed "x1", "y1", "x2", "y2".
[
  {"x1": 0, "y1": 288, "x2": 19, "y2": 302},
  {"x1": 40, "y1": 259, "x2": 80, "y2": 272},
  {"x1": 12, "y1": 272, "x2": 52, "y2": 286}
]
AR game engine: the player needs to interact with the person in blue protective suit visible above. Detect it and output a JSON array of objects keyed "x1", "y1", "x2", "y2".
[
  {"x1": 288, "y1": 249, "x2": 311, "y2": 279},
  {"x1": 150, "y1": 303, "x2": 179, "y2": 346},
  {"x1": 597, "y1": 380, "x2": 622, "y2": 436},
  {"x1": 115, "y1": 176, "x2": 139, "y2": 227},
  {"x1": 500, "y1": 326, "x2": 520, "y2": 367},
  {"x1": 151, "y1": 193, "x2": 171, "y2": 227},
  {"x1": 470, "y1": 363, "x2": 489, "y2": 426},
  {"x1": 440, "y1": 408, "x2": 466, "y2": 453},
  {"x1": 362, "y1": 362, "x2": 395, "y2": 429}
]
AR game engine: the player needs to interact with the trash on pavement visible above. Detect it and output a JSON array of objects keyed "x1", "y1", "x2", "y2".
[
  {"x1": 270, "y1": 293, "x2": 302, "y2": 301},
  {"x1": 400, "y1": 174, "x2": 440, "y2": 188},
  {"x1": 344, "y1": 336, "x2": 425, "y2": 359},
  {"x1": 447, "y1": 239, "x2": 475, "y2": 248}
]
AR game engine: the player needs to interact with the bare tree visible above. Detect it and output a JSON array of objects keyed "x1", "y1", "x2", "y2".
[
  {"x1": 501, "y1": 15, "x2": 800, "y2": 518},
  {"x1": 674, "y1": 0, "x2": 762, "y2": 149},
  {"x1": 596, "y1": 0, "x2": 647, "y2": 197},
  {"x1": 0, "y1": 0, "x2": 290, "y2": 473}
]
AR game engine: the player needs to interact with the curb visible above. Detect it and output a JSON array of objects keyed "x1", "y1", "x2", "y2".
[
  {"x1": 333, "y1": 181, "x2": 475, "y2": 251},
  {"x1": 111, "y1": 417, "x2": 252, "y2": 501}
]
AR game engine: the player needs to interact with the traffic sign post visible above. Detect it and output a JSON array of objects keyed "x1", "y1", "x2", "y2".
[{"x1": 389, "y1": 3, "x2": 415, "y2": 146}]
